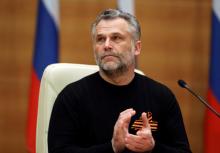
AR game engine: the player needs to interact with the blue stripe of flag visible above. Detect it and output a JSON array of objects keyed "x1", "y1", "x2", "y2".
[
  {"x1": 33, "y1": 0, "x2": 59, "y2": 80},
  {"x1": 209, "y1": 11, "x2": 220, "y2": 102}
]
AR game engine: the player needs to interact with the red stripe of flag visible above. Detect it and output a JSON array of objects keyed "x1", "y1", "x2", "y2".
[{"x1": 26, "y1": 70, "x2": 40, "y2": 152}]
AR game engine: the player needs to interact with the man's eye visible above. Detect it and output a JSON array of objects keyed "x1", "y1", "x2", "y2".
[
  {"x1": 112, "y1": 35, "x2": 122, "y2": 42},
  {"x1": 112, "y1": 36, "x2": 119, "y2": 40},
  {"x1": 96, "y1": 37, "x2": 105, "y2": 42}
]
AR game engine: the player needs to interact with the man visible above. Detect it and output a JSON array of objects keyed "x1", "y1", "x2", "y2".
[{"x1": 48, "y1": 9, "x2": 191, "y2": 153}]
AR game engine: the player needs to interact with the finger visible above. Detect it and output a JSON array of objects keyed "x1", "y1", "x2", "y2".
[
  {"x1": 116, "y1": 108, "x2": 134, "y2": 126},
  {"x1": 136, "y1": 128, "x2": 152, "y2": 138},
  {"x1": 126, "y1": 133, "x2": 143, "y2": 143},
  {"x1": 125, "y1": 142, "x2": 144, "y2": 152},
  {"x1": 125, "y1": 134, "x2": 146, "y2": 151},
  {"x1": 125, "y1": 134, "x2": 144, "y2": 147},
  {"x1": 115, "y1": 109, "x2": 136, "y2": 132},
  {"x1": 141, "y1": 112, "x2": 150, "y2": 129},
  {"x1": 118, "y1": 109, "x2": 136, "y2": 125},
  {"x1": 137, "y1": 112, "x2": 152, "y2": 137},
  {"x1": 120, "y1": 108, "x2": 134, "y2": 114},
  {"x1": 122, "y1": 110, "x2": 136, "y2": 130},
  {"x1": 119, "y1": 108, "x2": 136, "y2": 119},
  {"x1": 125, "y1": 133, "x2": 155, "y2": 152}
]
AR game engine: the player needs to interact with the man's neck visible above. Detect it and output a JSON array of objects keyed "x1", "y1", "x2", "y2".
[{"x1": 99, "y1": 67, "x2": 135, "y2": 86}]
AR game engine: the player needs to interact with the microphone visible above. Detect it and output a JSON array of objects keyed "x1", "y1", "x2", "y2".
[{"x1": 178, "y1": 80, "x2": 220, "y2": 118}]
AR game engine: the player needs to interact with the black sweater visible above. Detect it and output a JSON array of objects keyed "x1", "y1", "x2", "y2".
[{"x1": 48, "y1": 72, "x2": 191, "y2": 153}]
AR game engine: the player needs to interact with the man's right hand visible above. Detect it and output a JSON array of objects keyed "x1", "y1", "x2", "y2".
[{"x1": 111, "y1": 108, "x2": 136, "y2": 153}]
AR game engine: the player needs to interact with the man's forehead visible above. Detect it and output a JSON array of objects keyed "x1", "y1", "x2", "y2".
[
  {"x1": 95, "y1": 18, "x2": 130, "y2": 35},
  {"x1": 97, "y1": 18, "x2": 128, "y2": 25}
]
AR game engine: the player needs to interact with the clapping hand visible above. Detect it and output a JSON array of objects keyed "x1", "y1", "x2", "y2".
[{"x1": 112, "y1": 109, "x2": 155, "y2": 153}]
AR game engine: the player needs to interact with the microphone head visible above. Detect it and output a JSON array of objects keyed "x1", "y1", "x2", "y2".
[{"x1": 178, "y1": 80, "x2": 187, "y2": 88}]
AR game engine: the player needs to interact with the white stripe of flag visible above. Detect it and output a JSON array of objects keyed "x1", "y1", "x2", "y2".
[{"x1": 42, "y1": 0, "x2": 60, "y2": 28}]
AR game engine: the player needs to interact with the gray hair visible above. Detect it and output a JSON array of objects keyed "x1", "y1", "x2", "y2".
[{"x1": 91, "y1": 9, "x2": 141, "y2": 41}]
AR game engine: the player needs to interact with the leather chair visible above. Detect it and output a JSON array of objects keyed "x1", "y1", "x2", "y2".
[{"x1": 36, "y1": 63, "x2": 144, "y2": 153}]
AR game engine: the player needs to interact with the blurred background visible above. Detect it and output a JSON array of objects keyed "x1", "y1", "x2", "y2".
[{"x1": 0, "y1": 0, "x2": 212, "y2": 153}]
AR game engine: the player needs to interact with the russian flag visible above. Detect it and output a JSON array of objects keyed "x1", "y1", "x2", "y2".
[
  {"x1": 26, "y1": 0, "x2": 59, "y2": 152},
  {"x1": 204, "y1": 0, "x2": 220, "y2": 153}
]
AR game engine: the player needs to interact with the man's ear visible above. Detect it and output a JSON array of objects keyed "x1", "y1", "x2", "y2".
[{"x1": 134, "y1": 40, "x2": 141, "y2": 55}]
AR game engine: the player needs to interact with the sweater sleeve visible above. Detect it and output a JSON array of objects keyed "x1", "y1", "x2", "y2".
[
  {"x1": 151, "y1": 86, "x2": 192, "y2": 153},
  {"x1": 48, "y1": 86, "x2": 115, "y2": 153}
]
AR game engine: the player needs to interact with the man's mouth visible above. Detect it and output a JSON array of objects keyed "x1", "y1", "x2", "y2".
[{"x1": 101, "y1": 54, "x2": 118, "y2": 60}]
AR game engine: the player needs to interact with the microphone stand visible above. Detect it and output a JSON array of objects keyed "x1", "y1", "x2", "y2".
[{"x1": 178, "y1": 80, "x2": 220, "y2": 118}]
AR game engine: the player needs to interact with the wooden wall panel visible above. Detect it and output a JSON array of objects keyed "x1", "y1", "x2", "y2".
[
  {"x1": 0, "y1": 0, "x2": 37, "y2": 153},
  {"x1": 60, "y1": 0, "x2": 117, "y2": 64},
  {"x1": 136, "y1": 1, "x2": 211, "y2": 152},
  {"x1": 0, "y1": 0, "x2": 211, "y2": 153}
]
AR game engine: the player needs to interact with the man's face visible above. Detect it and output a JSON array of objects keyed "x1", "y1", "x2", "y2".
[{"x1": 93, "y1": 18, "x2": 140, "y2": 74}]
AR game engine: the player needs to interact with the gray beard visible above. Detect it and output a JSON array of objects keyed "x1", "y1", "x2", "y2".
[
  {"x1": 94, "y1": 47, "x2": 136, "y2": 77},
  {"x1": 100, "y1": 62, "x2": 129, "y2": 77}
]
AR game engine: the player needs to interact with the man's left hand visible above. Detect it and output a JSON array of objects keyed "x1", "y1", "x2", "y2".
[{"x1": 125, "y1": 112, "x2": 155, "y2": 152}]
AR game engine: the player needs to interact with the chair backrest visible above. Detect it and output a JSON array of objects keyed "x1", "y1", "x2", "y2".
[{"x1": 36, "y1": 63, "x2": 144, "y2": 153}]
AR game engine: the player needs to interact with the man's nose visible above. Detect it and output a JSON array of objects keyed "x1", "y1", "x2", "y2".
[{"x1": 104, "y1": 38, "x2": 112, "y2": 50}]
